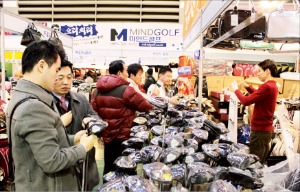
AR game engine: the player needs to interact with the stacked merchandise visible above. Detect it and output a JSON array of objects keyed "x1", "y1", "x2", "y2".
[
  {"x1": 202, "y1": 59, "x2": 233, "y2": 76},
  {"x1": 96, "y1": 96, "x2": 267, "y2": 192}
]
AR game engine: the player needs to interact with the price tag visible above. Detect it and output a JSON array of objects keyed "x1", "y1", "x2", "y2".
[
  {"x1": 250, "y1": 12, "x2": 256, "y2": 23},
  {"x1": 231, "y1": 14, "x2": 238, "y2": 26}
]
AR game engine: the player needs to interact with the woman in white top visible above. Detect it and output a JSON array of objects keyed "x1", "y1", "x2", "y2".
[{"x1": 127, "y1": 63, "x2": 148, "y2": 99}]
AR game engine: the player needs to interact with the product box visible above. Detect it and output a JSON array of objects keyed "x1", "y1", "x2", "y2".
[
  {"x1": 283, "y1": 79, "x2": 300, "y2": 98},
  {"x1": 206, "y1": 76, "x2": 224, "y2": 96},
  {"x1": 210, "y1": 91, "x2": 230, "y2": 102}
]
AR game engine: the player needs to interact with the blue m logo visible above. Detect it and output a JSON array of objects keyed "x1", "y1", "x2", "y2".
[{"x1": 111, "y1": 29, "x2": 127, "y2": 41}]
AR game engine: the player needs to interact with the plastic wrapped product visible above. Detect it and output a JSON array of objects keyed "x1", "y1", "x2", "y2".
[
  {"x1": 218, "y1": 134, "x2": 233, "y2": 144},
  {"x1": 148, "y1": 97, "x2": 168, "y2": 111},
  {"x1": 187, "y1": 166, "x2": 215, "y2": 186},
  {"x1": 128, "y1": 151, "x2": 142, "y2": 164},
  {"x1": 148, "y1": 118, "x2": 162, "y2": 126},
  {"x1": 143, "y1": 162, "x2": 172, "y2": 182},
  {"x1": 183, "y1": 111, "x2": 203, "y2": 119},
  {"x1": 135, "y1": 131, "x2": 150, "y2": 142},
  {"x1": 131, "y1": 125, "x2": 148, "y2": 134},
  {"x1": 150, "y1": 136, "x2": 162, "y2": 146},
  {"x1": 97, "y1": 178, "x2": 126, "y2": 192},
  {"x1": 114, "y1": 156, "x2": 137, "y2": 175},
  {"x1": 122, "y1": 148, "x2": 138, "y2": 156},
  {"x1": 231, "y1": 143, "x2": 250, "y2": 154},
  {"x1": 167, "y1": 107, "x2": 181, "y2": 118},
  {"x1": 228, "y1": 167, "x2": 264, "y2": 189},
  {"x1": 140, "y1": 145, "x2": 162, "y2": 163},
  {"x1": 169, "y1": 117, "x2": 188, "y2": 127},
  {"x1": 192, "y1": 129, "x2": 209, "y2": 141},
  {"x1": 227, "y1": 153, "x2": 260, "y2": 170},
  {"x1": 187, "y1": 162, "x2": 210, "y2": 170},
  {"x1": 213, "y1": 167, "x2": 229, "y2": 180},
  {"x1": 124, "y1": 176, "x2": 159, "y2": 192},
  {"x1": 102, "y1": 171, "x2": 127, "y2": 183},
  {"x1": 166, "y1": 126, "x2": 180, "y2": 135},
  {"x1": 170, "y1": 164, "x2": 187, "y2": 185},
  {"x1": 170, "y1": 185, "x2": 189, "y2": 192},
  {"x1": 121, "y1": 137, "x2": 144, "y2": 149},
  {"x1": 216, "y1": 122, "x2": 230, "y2": 134},
  {"x1": 281, "y1": 168, "x2": 300, "y2": 191},
  {"x1": 151, "y1": 125, "x2": 164, "y2": 136},
  {"x1": 133, "y1": 117, "x2": 148, "y2": 125},
  {"x1": 208, "y1": 179, "x2": 238, "y2": 192},
  {"x1": 159, "y1": 147, "x2": 182, "y2": 164},
  {"x1": 166, "y1": 135, "x2": 184, "y2": 148},
  {"x1": 184, "y1": 152, "x2": 207, "y2": 164}
]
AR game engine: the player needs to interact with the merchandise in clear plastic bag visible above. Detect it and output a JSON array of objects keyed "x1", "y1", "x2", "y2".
[
  {"x1": 148, "y1": 97, "x2": 168, "y2": 111},
  {"x1": 150, "y1": 136, "x2": 162, "y2": 146},
  {"x1": 218, "y1": 134, "x2": 234, "y2": 144},
  {"x1": 114, "y1": 156, "x2": 137, "y2": 174},
  {"x1": 121, "y1": 137, "x2": 144, "y2": 149},
  {"x1": 133, "y1": 117, "x2": 148, "y2": 125},
  {"x1": 187, "y1": 165, "x2": 215, "y2": 186},
  {"x1": 167, "y1": 107, "x2": 182, "y2": 118},
  {"x1": 227, "y1": 152, "x2": 260, "y2": 170},
  {"x1": 184, "y1": 152, "x2": 207, "y2": 164},
  {"x1": 166, "y1": 135, "x2": 184, "y2": 148},
  {"x1": 165, "y1": 126, "x2": 180, "y2": 135},
  {"x1": 143, "y1": 162, "x2": 172, "y2": 182},
  {"x1": 102, "y1": 171, "x2": 127, "y2": 183},
  {"x1": 213, "y1": 166, "x2": 229, "y2": 180},
  {"x1": 170, "y1": 164, "x2": 187, "y2": 185},
  {"x1": 131, "y1": 125, "x2": 148, "y2": 134},
  {"x1": 135, "y1": 131, "x2": 150, "y2": 142},
  {"x1": 208, "y1": 179, "x2": 238, "y2": 192},
  {"x1": 151, "y1": 126, "x2": 164, "y2": 136},
  {"x1": 159, "y1": 147, "x2": 182, "y2": 164},
  {"x1": 227, "y1": 167, "x2": 264, "y2": 189},
  {"x1": 192, "y1": 129, "x2": 209, "y2": 141},
  {"x1": 122, "y1": 148, "x2": 138, "y2": 156},
  {"x1": 128, "y1": 151, "x2": 142, "y2": 164},
  {"x1": 124, "y1": 175, "x2": 159, "y2": 192},
  {"x1": 140, "y1": 145, "x2": 162, "y2": 163},
  {"x1": 231, "y1": 143, "x2": 250, "y2": 154},
  {"x1": 97, "y1": 178, "x2": 126, "y2": 192},
  {"x1": 170, "y1": 185, "x2": 189, "y2": 192}
]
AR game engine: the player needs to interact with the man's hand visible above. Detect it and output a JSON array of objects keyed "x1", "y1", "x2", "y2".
[
  {"x1": 61, "y1": 111, "x2": 72, "y2": 127},
  {"x1": 74, "y1": 130, "x2": 86, "y2": 145},
  {"x1": 168, "y1": 96, "x2": 179, "y2": 105},
  {"x1": 80, "y1": 134, "x2": 96, "y2": 152},
  {"x1": 230, "y1": 81, "x2": 239, "y2": 92}
]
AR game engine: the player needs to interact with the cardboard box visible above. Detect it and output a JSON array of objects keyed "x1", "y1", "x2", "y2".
[
  {"x1": 274, "y1": 77, "x2": 284, "y2": 94},
  {"x1": 283, "y1": 79, "x2": 300, "y2": 98},
  {"x1": 206, "y1": 76, "x2": 224, "y2": 96},
  {"x1": 223, "y1": 76, "x2": 244, "y2": 88},
  {"x1": 244, "y1": 77, "x2": 284, "y2": 93}
]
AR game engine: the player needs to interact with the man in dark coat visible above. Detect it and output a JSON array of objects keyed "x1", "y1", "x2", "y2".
[
  {"x1": 143, "y1": 68, "x2": 156, "y2": 92},
  {"x1": 6, "y1": 41, "x2": 95, "y2": 191},
  {"x1": 91, "y1": 60, "x2": 154, "y2": 174},
  {"x1": 52, "y1": 60, "x2": 102, "y2": 191}
]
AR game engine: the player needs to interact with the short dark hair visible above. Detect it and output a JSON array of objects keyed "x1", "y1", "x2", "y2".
[
  {"x1": 109, "y1": 60, "x2": 125, "y2": 75},
  {"x1": 22, "y1": 40, "x2": 66, "y2": 74},
  {"x1": 127, "y1": 63, "x2": 143, "y2": 77},
  {"x1": 158, "y1": 66, "x2": 172, "y2": 75},
  {"x1": 60, "y1": 60, "x2": 73, "y2": 74},
  {"x1": 147, "y1": 68, "x2": 153, "y2": 76},
  {"x1": 258, "y1": 59, "x2": 277, "y2": 77}
]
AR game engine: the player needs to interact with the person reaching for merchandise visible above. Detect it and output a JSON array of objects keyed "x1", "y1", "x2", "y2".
[{"x1": 230, "y1": 59, "x2": 278, "y2": 164}]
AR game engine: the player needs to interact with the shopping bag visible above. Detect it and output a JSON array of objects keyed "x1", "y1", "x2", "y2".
[
  {"x1": 266, "y1": 8, "x2": 300, "y2": 43},
  {"x1": 48, "y1": 30, "x2": 63, "y2": 47},
  {"x1": 20, "y1": 23, "x2": 42, "y2": 46}
]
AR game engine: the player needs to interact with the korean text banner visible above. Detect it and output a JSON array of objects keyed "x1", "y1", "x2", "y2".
[{"x1": 59, "y1": 23, "x2": 183, "y2": 51}]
